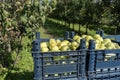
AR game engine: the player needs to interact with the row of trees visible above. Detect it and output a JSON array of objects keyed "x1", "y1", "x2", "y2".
[
  {"x1": 0, "y1": 0, "x2": 57, "y2": 68},
  {"x1": 49, "y1": 0, "x2": 120, "y2": 34}
]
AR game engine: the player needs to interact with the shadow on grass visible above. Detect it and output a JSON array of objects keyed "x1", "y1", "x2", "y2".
[
  {"x1": 86, "y1": 25, "x2": 117, "y2": 35},
  {"x1": 0, "y1": 52, "x2": 14, "y2": 68},
  {"x1": 44, "y1": 19, "x2": 103, "y2": 36},
  {"x1": 4, "y1": 70, "x2": 33, "y2": 80},
  {"x1": 47, "y1": 18, "x2": 119, "y2": 35},
  {"x1": 44, "y1": 19, "x2": 73, "y2": 37}
]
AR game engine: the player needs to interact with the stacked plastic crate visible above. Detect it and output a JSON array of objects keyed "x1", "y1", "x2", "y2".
[
  {"x1": 32, "y1": 30, "x2": 120, "y2": 80},
  {"x1": 87, "y1": 30, "x2": 120, "y2": 80},
  {"x1": 32, "y1": 32, "x2": 87, "y2": 80}
]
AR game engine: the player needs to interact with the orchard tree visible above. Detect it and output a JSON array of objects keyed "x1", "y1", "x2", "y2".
[
  {"x1": 111, "y1": 0, "x2": 120, "y2": 34},
  {"x1": 0, "y1": 0, "x2": 57, "y2": 68}
]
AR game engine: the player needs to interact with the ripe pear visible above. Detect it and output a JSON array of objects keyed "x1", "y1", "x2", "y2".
[
  {"x1": 56, "y1": 39, "x2": 61, "y2": 44},
  {"x1": 62, "y1": 61, "x2": 67, "y2": 64},
  {"x1": 70, "y1": 41, "x2": 79, "y2": 50},
  {"x1": 50, "y1": 46, "x2": 59, "y2": 52},
  {"x1": 105, "y1": 42, "x2": 116, "y2": 49},
  {"x1": 76, "y1": 37, "x2": 82, "y2": 43},
  {"x1": 57, "y1": 41, "x2": 67, "y2": 49},
  {"x1": 82, "y1": 35, "x2": 87, "y2": 38},
  {"x1": 53, "y1": 56, "x2": 61, "y2": 60},
  {"x1": 70, "y1": 61, "x2": 75, "y2": 64},
  {"x1": 60, "y1": 56, "x2": 66, "y2": 60},
  {"x1": 49, "y1": 39, "x2": 57, "y2": 49},
  {"x1": 93, "y1": 34, "x2": 101, "y2": 39},
  {"x1": 41, "y1": 47, "x2": 49, "y2": 52},
  {"x1": 40, "y1": 42, "x2": 48, "y2": 48},
  {"x1": 49, "y1": 42, "x2": 57, "y2": 48},
  {"x1": 103, "y1": 38, "x2": 111, "y2": 45},
  {"x1": 86, "y1": 41, "x2": 89, "y2": 48},
  {"x1": 60, "y1": 45, "x2": 70, "y2": 51},
  {"x1": 54, "y1": 74, "x2": 59, "y2": 76},
  {"x1": 95, "y1": 43, "x2": 100, "y2": 50},
  {"x1": 85, "y1": 35, "x2": 93, "y2": 42},
  {"x1": 99, "y1": 44, "x2": 106, "y2": 50},
  {"x1": 95, "y1": 39, "x2": 101, "y2": 44},
  {"x1": 114, "y1": 43, "x2": 120, "y2": 49},
  {"x1": 105, "y1": 53, "x2": 116, "y2": 61},
  {"x1": 73, "y1": 35, "x2": 80, "y2": 41},
  {"x1": 71, "y1": 41, "x2": 79, "y2": 47},
  {"x1": 49, "y1": 38, "x2": 56, "y2": 44},
  {"x1": 72, "y1": 46, "x2": 78, "y2": 50},
  {"x1": 62, "y1": 40, "x2": 69, "y2": 45},
  {"x1": 96, "y1": 37, "x2": 103, "y2": 42}
]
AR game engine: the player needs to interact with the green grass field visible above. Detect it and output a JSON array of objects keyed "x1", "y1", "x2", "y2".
[{"x1": 48, "y1": 18, "x2": 117, "y2": 35}]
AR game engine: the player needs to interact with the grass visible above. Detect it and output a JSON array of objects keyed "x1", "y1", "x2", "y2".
[
  {"x1": 39, "y1": 27, "x2": 54, "y2": 38},
  {"x1": 48, "y1": 18, "x2": 117, "y2": 35},
  {"x1": 44, "y1": 19, "x2": 72, "y2": 37},
  {"x1": 48, "y1": 18, "x2": 97, "y2": 35}
]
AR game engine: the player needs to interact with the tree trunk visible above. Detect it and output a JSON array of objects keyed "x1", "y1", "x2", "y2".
[
  {"x1": 65, "y1": 20, "x2": 67, "y2": 26},
  {"x1": 62, "y1": 20, "x2": 64, "y2": 25},
  {"x1": 116, "y1": 25, "x2": 120, "y2": 34},
  {"x1": 114, "y1": 26, "x2": 117, "y2": 35},
  {"x1": 86, "y1": 24, "x2": 88, "y2": 35},
  {"x1": 73, "y1": 22, "x2": 74, "y2": 31},
  {"x1": 69, "y1": 22, "x2": 70, "y2": 28},
  {"x1": 79, "y1": 23, "x2": 81, "y2": 35}
]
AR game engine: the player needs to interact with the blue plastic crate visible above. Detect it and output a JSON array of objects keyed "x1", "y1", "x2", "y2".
[
  {"x1": 87, "y1": 30, "x2": 120, "y2": 80},
  {"x1": 32, "y1": 31, "x2": 87, "y2": 80},
  {"x1": 96, "y1": 30, "x2": 120, "y2": 43},
  {"x1": 32, "y1": 30, "x2": 120, "y2": 80}
]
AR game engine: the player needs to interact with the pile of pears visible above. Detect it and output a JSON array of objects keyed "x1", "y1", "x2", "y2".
[
  {"x1": 40, "y1": 39, "x2": 79, "y2": 52},
  {"x1": 40, "y1": 34, "x2": 120, "y2": 52}
]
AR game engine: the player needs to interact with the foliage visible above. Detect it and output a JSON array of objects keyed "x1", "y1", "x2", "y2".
[
  {"x1": 49, "y1": 0, "x2": 120, "y2": 34},
  {"x1": 0, "y1": 0, "x2": 57, "y2": 68}
]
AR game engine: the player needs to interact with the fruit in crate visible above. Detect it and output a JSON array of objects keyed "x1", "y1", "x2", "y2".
[
  {"x1": 93, "y1": 34, "x2": 101, "y2": 39},
  {"x1": 82, "y1": 35, "x2": 87, "y2": 38},
  {"x1": 50, "y1": 46, "x2": 59, "y2": 52},
  {"x1": 56, "y1": 39, "x2": 61, "y2": 44},
  {"x1": 85, "y1": 35, "x2": 93, "y2": 42},
  {"x1": 40, "y1": 42, "x2": 48, "y2": 48},
  {"x1": 60, "y1": 45, "x2": 70, "y2": 51},
  {"x1": 70, "y1": 41, "x2": 79, "y2": 50},
  {"x1": 99, "y1": 44, "x2": 106, "y2": 50},
  {"x1": 40, "y1": 33, "x2": 120, "y2": 52},
  {"x1": 105, "y1": 42, "x2": 116, "y2": 49},
  {"x1": 73, "y1": 35, "x2": 80, "y2": 41},
  {"x1": 102, "y1": 38, "x2": 111, "y2": 45},
  {"x1": 41, "y1": 47, "x2": 49, "y2": 52}
]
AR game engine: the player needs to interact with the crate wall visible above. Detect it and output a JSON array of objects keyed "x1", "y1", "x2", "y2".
[{"x1": 32, "y1": 31, "x2": 87, "y2": 80}]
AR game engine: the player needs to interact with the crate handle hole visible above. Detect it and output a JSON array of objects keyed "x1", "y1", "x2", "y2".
[
  {"x1": 37, "y1": 66, "x2": 39, "y2": 68},
  {"x1": 82, "y1": 47, "x2": 85, "y2": 49},
  {"x1": 36, "y1": 49, "x2": 38, "y2": 51},
  {"x1": 36, "y1": 58, "x2": 39, "y2": 60},
  {"x1": 82, "y1": 63, "x2": 84, "y2": 65},
  {"x1": 36, "y1": 43, "x2": 38, "y2": 45}
]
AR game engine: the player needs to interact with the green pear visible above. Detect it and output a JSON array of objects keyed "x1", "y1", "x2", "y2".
[
  {"x1": 40, "y1": 42, "x2": 48, "y2": 48},
  {"x1": 41, "y1": 47, "x2": 49, "y2": 52}
]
